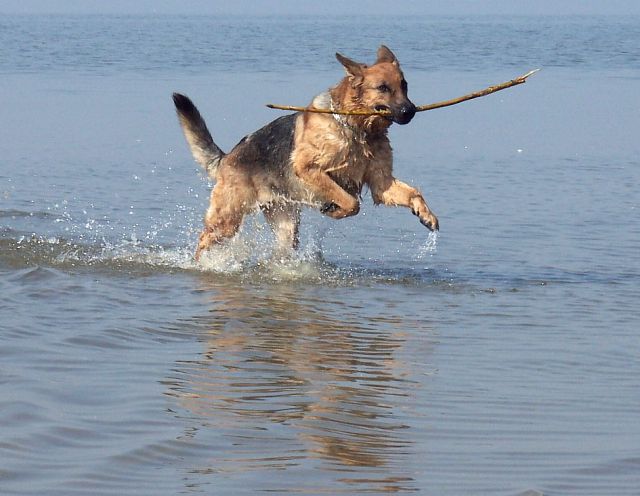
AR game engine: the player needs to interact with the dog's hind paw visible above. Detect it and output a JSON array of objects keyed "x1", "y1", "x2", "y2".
[{"x1": 320, "y1": 200, "x2": 360, "y2": 219}]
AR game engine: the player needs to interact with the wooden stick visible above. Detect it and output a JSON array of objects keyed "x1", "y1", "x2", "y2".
[
  {"x1": 266, "y1": 69, "x2": 540, "y2": 116},
  {"x1": 415, "y1": 68, "x2": 540, "y2": 112},
  {"x1": 265, "y1": 103, "x2": 380, "y2": 116}
]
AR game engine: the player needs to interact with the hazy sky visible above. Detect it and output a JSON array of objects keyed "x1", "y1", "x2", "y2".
[{"x1": 2, "y1": 0, "x2": 640, "y2": 16}]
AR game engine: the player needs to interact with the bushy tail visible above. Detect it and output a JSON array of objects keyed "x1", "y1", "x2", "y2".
[{"x1": 172, "y1": 93, "x2": 225, "y2": 175}]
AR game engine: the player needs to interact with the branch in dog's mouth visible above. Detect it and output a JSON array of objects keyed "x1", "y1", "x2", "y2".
[{"x1": 266, "y1": 69, "x2": 540, "y2": 116}]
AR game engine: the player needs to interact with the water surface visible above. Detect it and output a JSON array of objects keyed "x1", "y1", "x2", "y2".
[{"x1": 1, "y1": 14, "x2": 639, "y2": 496}]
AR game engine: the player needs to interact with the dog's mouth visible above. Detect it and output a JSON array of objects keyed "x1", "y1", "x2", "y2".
[
  {"x1": 373, "y1": 105, "x2": 394, "y2": 123},
  {"x1": 373, "y1": 104, "x2": 416, "y2": 125}
]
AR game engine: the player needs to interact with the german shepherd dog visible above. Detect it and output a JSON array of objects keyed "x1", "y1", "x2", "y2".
[{"x1": 173, "y1": 45, "x2": 438, "y2": 260}]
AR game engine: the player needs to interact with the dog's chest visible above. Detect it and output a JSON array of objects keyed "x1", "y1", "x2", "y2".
[
  {"x1": 307, "y1": 92, "x2": 389, "y2": 180},
  {"x1": 324, "y1": 128, "x2": 389, "y2": 189}
]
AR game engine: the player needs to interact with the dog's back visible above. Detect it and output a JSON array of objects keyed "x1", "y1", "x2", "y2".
[{"x1": 228, "y1": 114, "x2": 297, "y2": 175}]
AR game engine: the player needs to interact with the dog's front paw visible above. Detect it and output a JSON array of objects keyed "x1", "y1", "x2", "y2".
[
  {"x1": 320, "y1": 202, "x2": 339, "y2": 214},
  {"x1": 419, "y1": 212, "x2": 439, "y2": 231},
  {"x1": 410, "y1": 199, "x2": 439, "y2": 231}
]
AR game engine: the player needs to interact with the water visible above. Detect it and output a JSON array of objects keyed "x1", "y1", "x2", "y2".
[{"x1": 1, "y1": 14, "x2": 639, "y2": 495}]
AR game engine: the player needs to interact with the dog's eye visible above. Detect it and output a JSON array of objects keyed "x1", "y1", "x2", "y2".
[
  {"x1": 401, "y1": 80, "x2": 408, "y2": 93},
  {"x1": 377, "y1": 83, "x2": 391, "y2": 93}
]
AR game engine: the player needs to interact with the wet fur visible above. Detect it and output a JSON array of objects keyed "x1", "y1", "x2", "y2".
[{"x1": 173, "y1": 45, "x2": 438, "y2": 260}]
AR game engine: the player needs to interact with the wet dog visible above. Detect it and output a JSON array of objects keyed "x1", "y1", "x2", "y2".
[{"x1": 173, "y1": 45, "x2": 438, "y2": 260}]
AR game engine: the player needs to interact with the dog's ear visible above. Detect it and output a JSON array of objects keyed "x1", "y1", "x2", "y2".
[
  {"x1": 336, "y1": 52, "x2": 366, "y2": 80},
  {"x1": 376, "y1": 45, "x2": 398, "y2": 66}
]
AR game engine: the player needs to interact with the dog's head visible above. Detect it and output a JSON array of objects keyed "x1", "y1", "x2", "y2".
[{"x1": 335, "y1": 45, "x2": 416, "y2": 126}]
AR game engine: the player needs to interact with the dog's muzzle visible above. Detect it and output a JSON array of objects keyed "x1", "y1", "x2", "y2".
[{"x1": 392, "y1": 102, "x2": 417, "y2": 125}]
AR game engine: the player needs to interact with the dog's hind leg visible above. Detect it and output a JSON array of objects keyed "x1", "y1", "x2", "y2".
[
  {"x1": 195, "y1": 183, "x2": 256, "y2": 260},
  {"x1": 196, "y1": 215, "x2": 243, "y2": 260},
  {"x1": 262, "y1": 203, "x2": 301, "y2": 255}
]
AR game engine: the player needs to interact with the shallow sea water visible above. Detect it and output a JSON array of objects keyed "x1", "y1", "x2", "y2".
[{"x1": 1, "y1": 14, "x2": 639, "y2": 495}]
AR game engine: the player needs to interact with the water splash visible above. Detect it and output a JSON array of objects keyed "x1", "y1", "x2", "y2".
[
  {"x1": 1, "y1": 204, "x2": 446, "y2": 285},
  {"x1": 194, "y1": 228, "x2": 342, "y2": 283},
  {"x1": 416, "y1": 230, "x2": 439, "y2": 259},
  {"x1": 196, "y1": 233, "x2": 260, "y2": 274}
]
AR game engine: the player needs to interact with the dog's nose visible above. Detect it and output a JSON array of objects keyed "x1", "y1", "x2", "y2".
[{"x1": 395, "y1": 103, "x2": 416, "y2": 124}]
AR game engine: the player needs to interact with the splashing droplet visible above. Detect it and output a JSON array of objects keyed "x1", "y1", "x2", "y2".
[{"x1": 416, "y1": 230, "x2": 439, "y2": 259}]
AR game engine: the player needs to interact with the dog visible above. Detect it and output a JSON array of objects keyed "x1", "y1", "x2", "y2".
[{"x1": 173, "y1": 45, "x2": 438, "y2": 260}]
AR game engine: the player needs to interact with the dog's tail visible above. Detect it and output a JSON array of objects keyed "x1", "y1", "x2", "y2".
[{"x1": 172, "y1": 93, "x2": 225, "y2": 176}]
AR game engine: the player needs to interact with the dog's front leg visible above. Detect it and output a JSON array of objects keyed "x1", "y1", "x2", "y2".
[
  {"x1": 369, "y1": 172, "x2": 439, "y2": 231},
  {"x1": 293, "y1": 159, "x2": 360, "y2": 219}
]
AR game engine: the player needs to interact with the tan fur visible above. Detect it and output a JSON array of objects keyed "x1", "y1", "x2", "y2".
[{"x1": 174, "y1": 46, "x2": 438, "y2": 260}]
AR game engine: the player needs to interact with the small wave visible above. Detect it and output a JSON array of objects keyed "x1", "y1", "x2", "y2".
[
  {"x1": 0, "y1": 209, "x2": 61, "y2": 221},
  {"x1": 12, "y1": 229, "x2": 618, "y2": 291},
  {"x1": 0, "y1": 234, "x2": 190, "y2": 273},
  {"x1": 0, "y1": 231, "x2": 449, "y2": 287},
  {"x1": 7, "y1": 265, "x2": 61, "y2": 283},
  {"x1": 0, "y1": 235, "x2": 85, "y2": 269}
]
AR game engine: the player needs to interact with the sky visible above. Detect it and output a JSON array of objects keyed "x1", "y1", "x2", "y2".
[{"x1": 1, "y1": 0, "x2": 640, "y2": 16}]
